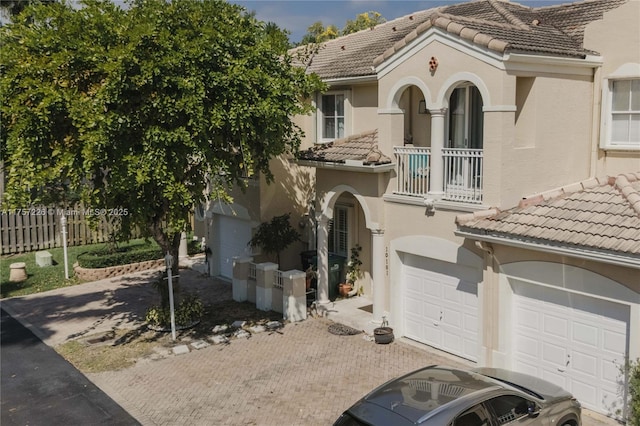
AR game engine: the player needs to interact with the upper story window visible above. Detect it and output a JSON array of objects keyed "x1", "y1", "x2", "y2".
[
  {"x1": 611, "y1": 79, "x2": 639, "y2": 147},
  {"x1": 317, "y1": 91, "x2": 350, "y2": 142},
  {"x1": 447, "y1": 85, "x2": 483, "y2": 149},
  {"x1": 602, "y1": 75, "x2": 640, "y2": 150}
]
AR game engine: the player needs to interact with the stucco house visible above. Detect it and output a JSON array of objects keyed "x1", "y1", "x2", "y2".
[{"x1": 199, "y1": 0, "x2": 639, "y2": 419}]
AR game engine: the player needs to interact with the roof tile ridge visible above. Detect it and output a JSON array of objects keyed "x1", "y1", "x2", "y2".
[
  {"x1": 332, "y1": 129, "x2": 377, "y2": 146},
  {"x1": 430, "y1": 12, "x2": 515, "y2": 52},
  {"x1": 615, "y1": 172, "x2": 640, "y2": 216},
  {"x1": 487, "y1": 0, "x2": 530, "y2": 30},
  {"x1": 372, "y1": 7, "x2": 444, "y2": 67},
  {"x1": 518, "y1": 175, "x2": 612, "y2": 208},
  {"x1": 435, "y1": 11, "x2": 527, "y2": 32},
  {"x1": 456, "y1": 207, "x2": 501, "y2": 225}
]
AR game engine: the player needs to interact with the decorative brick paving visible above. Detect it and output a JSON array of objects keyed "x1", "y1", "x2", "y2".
[{"x1": 87, "y1": 317, "x2": 468, "y2": 426}]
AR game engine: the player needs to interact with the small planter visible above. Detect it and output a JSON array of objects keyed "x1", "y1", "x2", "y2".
[
  {"x1": 373, "y1": 327, "x2": 394, "y2": 344},
  {"x1": 338, "y1": 283, "x2": 353, "y2": 298}
]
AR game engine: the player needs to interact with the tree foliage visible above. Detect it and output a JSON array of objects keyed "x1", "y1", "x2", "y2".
[
  {"x1": 297, "y1": 10, "x2": 386, "y2": 45},
  {"x1": 299, "y1": 21, "x2": 339, "y2": 45},
  {"x1": 248, "y1": 213, "x2": 300, "y2": 265},
  {"x1": 0, "y1": 0, "x2": 324, "y2": 266},
  {"x1": 0, "y1": 0, "x2": 56, "y2": 18},
  {"x1": 342, "y1": 11, "x2": 386, "y2": 35}
]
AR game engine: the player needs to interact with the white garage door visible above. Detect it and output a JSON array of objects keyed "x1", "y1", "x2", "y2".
[
  {"x1": 217, "y1": 215, "x2": 252, "y2": 279},
  {"x1": 402, "y1": 255, "x2": 479, "y2": 361},
  {"x1": 512, "y1": 282, "x2": 629, "y2": 416}
]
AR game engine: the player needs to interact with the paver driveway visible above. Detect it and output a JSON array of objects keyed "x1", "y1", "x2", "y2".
[{"x1": 87, "y1": 317, "x2": 468, "y2": 426}]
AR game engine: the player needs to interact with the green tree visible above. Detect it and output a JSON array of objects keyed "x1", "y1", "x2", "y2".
[
  {"x1": 342, "y1": 11, "x2": 386, "y2": 35},
  {"x1": 249, "y1": 213, "x2": 300, "y2": 266},
  {"x1": 0, "y1": 0, "x2": 56, "y2": 18},
  {"x1": 0, "y1": 0, "x2": 324, "y2": 271},
  {"x1": 299, "y1": 21, "x2": 339, "y2": 45},
  {"x1": 296, "y1": 11, "x2": 385, "y2": 45}
]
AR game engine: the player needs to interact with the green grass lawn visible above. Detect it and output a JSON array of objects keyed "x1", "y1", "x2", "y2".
[{"x1": 0, "y1": 239, "x2": 161, "y2": 299}]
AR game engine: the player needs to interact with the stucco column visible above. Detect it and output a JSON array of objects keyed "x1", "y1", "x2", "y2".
[
  {"x1": 316, "y1": 216, "x2": 330, "y2": 306},
  {"x1": 428, "y1": 108, "x2": 447, "y2": 197},
  {"x1": 178, "y1": 231, "x2": 188, "y2": 260},
  {"x1": 371, "y1": 229, "x2": 385, "y2": 324},
  {"x1": 283, "y1": 269, "x2": 307, "y2": 322},
  {"x1": 256, "y1": 262, "x2": 278, "y2": 311},
  {"x1": 232, "y1": 256, "x2": 253, "y2": 302}
]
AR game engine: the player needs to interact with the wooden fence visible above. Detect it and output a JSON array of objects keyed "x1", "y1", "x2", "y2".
[{"x1": 1, "y1": 206, "x2": 132, "y2": 255}]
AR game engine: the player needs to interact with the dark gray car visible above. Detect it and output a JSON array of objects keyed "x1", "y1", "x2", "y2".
[{"x1": 333, "y1": 365, "x2": 581, "y2": 426}]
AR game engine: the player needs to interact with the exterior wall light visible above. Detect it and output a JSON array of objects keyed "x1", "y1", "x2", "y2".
[{"x1": 418, "y1": 100, "x2": 428, "y2": 114}]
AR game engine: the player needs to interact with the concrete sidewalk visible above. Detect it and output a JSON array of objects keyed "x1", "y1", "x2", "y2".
[{"x1": 1, "y1": 264, "x2": 619, "y2": 426}]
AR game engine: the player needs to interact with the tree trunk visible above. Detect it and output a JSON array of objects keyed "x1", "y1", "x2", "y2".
[{"x1": 148, "y1": 221, "x2": 181, "y2": 307}]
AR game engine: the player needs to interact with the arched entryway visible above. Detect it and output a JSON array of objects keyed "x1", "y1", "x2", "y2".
[{"x1": 316, "y1": 185, "x2": 385, "y2": 323}]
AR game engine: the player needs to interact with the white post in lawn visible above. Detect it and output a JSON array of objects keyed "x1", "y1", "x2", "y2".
[
  {"x1": 164, "y1": 252, "x2": 176, "y2": 340},
  {"x1": 60, "y1": 215, "x2": 69, "y2": 280}
]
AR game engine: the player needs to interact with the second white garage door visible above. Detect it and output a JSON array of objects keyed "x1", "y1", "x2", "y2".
[
  {"x1": 512, "y1": 281, "x2": 629, "y2": 416},
  {"x1": 216, "y1": 215, "x2": 252, "y2": 279},
  {"x1": 402, "y1": 254, "x2": 479, "y2": 362}
]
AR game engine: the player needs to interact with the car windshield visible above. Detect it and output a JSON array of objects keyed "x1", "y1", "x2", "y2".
[{"x1": 365, "y1": 367, "x2": 500, "y2": 424}]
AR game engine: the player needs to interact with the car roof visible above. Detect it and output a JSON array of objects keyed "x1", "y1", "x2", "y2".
[{"x1": 359, "y1": 366, "x2": 505, "y2": 424}]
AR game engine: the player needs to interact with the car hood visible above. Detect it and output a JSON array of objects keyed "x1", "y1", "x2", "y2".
[{"x1": 473, "y1": 368, "x2": 574, "y2": 403}]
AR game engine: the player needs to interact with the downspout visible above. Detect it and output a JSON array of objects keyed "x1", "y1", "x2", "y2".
[{"x1": 589, "y1": 65, "x2": 602, "y2": 177}]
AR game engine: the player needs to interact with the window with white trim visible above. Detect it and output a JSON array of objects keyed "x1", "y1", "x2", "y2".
[
  {"x1": 317, "y1": 91, "x2": 350, "y2": 142},
  {"x1": 604, "y1": 78, "x2": 640, "y2": 149}
]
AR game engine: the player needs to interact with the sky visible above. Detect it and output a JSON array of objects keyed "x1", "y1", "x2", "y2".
[{"x1": 231, "y1": 0, "x2": 572, "y2": 43}]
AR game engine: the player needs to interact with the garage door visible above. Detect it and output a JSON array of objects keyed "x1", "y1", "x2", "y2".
[
  {"x1": 402, "y1": 255, "x2": 479, "y2": 361},
  {"x1": 512, "y1": 282, "x2": 628, "y2": 416},
  {"x1": 217, "y1": 215, "x2": 252, "y2": 279}
]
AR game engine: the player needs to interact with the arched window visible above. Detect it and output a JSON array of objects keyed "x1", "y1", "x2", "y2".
[
  {"x1": 444, "y1": 85, "x2": 484, "y2": 203},
  {"x1": 448, "y1": 85, "x2": 483, "y2": 149}
]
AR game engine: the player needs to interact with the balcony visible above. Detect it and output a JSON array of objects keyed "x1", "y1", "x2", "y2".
[
  {"x1": 394, "y1": 146, "x2": 431, "y2": 196},
  {"x1": 393, "y1": 147, "x2": 483, "y2": 204},
  {"x1": 442, "y1": 148, "x2": 483, "y2": 203}
]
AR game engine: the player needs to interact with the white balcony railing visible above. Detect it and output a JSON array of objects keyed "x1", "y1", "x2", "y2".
[
  {"x1": 394, "y1": 146, "x2": 431, "y2": 196},
  {"x1": 393, "y1": 146, "x2": 483, "y2": 204},
  {"x1": 442, "y1": 148, "x2": 483, "y2": 204}
]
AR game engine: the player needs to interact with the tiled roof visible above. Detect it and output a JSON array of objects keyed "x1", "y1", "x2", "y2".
[
  {"x1": 291, "y1": 9, "x2": 438, "y2": 80},
  {"x1": 292, "y1": 0, "x2": 628, "y2": 79},
  {"x1": 297, "y1": 130, "x2": 392, "y2": 165},
  {"x1": 456, "y1": 172, "x2": 640, "y2": 256}
]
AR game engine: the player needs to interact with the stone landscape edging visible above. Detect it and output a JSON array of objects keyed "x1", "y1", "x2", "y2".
[{"x1": 73, "y1": 259, "x2": 165, "y2": 281}]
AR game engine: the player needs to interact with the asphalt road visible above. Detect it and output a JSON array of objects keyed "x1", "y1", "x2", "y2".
[{"x1": 1, "y1": 308, "x2": 140, "y2": 426}]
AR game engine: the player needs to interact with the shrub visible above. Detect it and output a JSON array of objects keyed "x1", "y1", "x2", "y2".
[
  {"x1": 628, "y1": 358, "x2": 640, "y2": 426},
  {"x1": 145, "y1": 294, "x2": 204, "y2": 328},
  {"x1": 77, "y1": 244, "x2": 163, "y2": 268},
  {"x1": 187, "y1": 238, "x2": 204, "y2": 256}
]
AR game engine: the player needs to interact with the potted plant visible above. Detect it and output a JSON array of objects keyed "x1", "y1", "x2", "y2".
[
  {"x1": 374, "y1": 316, "x2": 394, "y2": 344},
  {"x1": 339, "y1": 244, "x2": 362, "y2": 297},
  {"x1": 305, "y1": 265, "x2": 317, "y2": 290}
]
